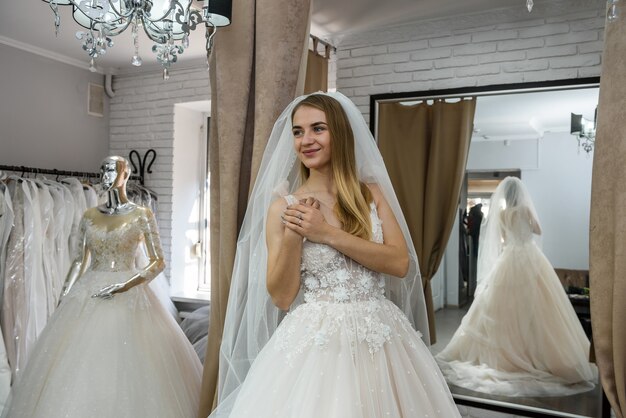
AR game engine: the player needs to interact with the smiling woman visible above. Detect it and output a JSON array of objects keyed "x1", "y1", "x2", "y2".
[{"x1": 209, "y1": 92, "x2": 457, "y2": 418}]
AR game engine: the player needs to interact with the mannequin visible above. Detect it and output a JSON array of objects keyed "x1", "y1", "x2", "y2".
[
  {"x1": 2, "y1": 156, "x2": 201, "y2": 418},
  {"x1": 61, "y1": 156, "x2": 163, "y2": 299}
]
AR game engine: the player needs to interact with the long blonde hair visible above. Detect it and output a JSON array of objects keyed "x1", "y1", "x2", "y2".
[{"x1": 292, "y1": 94, "x2": 373, "y2": 240}]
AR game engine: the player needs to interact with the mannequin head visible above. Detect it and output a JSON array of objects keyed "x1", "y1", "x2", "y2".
[{"x1": 100, "y1": 156, "x2": 131, "y2": 191}]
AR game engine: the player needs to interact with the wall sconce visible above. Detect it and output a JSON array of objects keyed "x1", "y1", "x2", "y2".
[{"x1": 570, "y1": 107, "x2": 597, "y2": 154}]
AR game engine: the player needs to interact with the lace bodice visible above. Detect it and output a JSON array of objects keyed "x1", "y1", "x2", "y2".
[
  {"x1": 82, "y1": 210, "x2": 163, "y2": 272},
  {"x1": 287, "y1": 195, "x2": 386, "y2": 304},
  {"x1": 274, "y1": 196, "x2": 418, "y2": 358}
]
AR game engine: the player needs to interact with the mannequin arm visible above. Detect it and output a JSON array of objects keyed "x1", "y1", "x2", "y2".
[{"x1": 60, "y1": 218, "x2": 90, "y2": 301}]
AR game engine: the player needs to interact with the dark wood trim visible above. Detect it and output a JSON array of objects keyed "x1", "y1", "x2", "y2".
[{"x1": 454, "y1": 396, "x2": 594, "y2": 418}]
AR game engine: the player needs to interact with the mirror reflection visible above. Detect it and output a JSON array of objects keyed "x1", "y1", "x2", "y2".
[{"x1": 375, "y1": 85, "x2": 603, "y2": 417}]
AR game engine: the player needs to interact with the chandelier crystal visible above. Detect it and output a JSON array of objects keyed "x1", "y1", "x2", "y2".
[
  {"x1": 44, "y1": 0, "x2": 232, "y2": 77},
  {"x1": 607, "y1": 0, "x2": 620, "y2": 21}
]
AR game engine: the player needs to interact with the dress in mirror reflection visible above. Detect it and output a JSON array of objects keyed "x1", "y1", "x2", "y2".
[{"x1": 436, "y1": 177, "x2": 596, "y2": 397}]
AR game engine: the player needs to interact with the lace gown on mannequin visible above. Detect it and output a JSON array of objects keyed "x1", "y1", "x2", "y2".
[
  {"x1": 436, "y1": 206, "x2": 596, "y2": 397},
  {"x1": 211, "y1": 195, "x2": 460, "y2": 418},
  {"x1": 2, "y1": 210, "x2": 202, "y2": 418}
]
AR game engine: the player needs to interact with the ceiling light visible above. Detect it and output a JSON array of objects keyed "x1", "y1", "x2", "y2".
[{"x1": 44, "y1": 0, "x2": 232, "y2": 78}]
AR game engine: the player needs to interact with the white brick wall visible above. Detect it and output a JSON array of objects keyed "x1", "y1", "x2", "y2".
[
  {"x1": 333, "y1": 0, "x2": 605, "y2": 119},
  {"x1": 109, "y1": 64, "x2": 210, "y2": 280}
]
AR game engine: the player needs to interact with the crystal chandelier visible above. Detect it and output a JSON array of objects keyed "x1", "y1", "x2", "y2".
[{"x1": 44, "y1": 0, "x2": 232, "y2": 78}]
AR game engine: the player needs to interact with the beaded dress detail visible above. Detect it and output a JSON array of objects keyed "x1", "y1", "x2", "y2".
[
  {"x1": 2, "y1": 209, "x2": 202, "y2": 418},
  {"x1": 212, "y1": 196, "x2": 460, "y2": 418}
]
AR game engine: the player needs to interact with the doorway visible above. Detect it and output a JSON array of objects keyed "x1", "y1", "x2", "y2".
[{"x1": 458, "y1": 170, "x2": 520, "y2": 306}]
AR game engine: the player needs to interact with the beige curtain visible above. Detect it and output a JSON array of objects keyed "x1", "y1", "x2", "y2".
[
  {"x1": 590, "y1": 5, "x2": 626, "y2": 418},
  {"x1": 378, "y1": 99, "x2": 476, "y2": 343},
  {"x1": 304, "y1": 49, "x2": 329, "y2": 94},
  {"x1": 197, "y1": 1, "x2": 310, "y2": 416}
]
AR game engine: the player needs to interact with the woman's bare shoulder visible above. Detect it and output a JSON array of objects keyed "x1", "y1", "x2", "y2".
[
  {"x1": 268, "y1": 196, "x2": 290, "y2": 217},
  {"x1": 365, "y1": 182, "x2": 384, "y2": 206}
]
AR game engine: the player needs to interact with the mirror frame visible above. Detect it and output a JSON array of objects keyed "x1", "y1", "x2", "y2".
[
  {"x1": 369, "y1": 76, "x2": 609, "y2": 418},
  {"x1": 369, "y1": 77, "x2": 600, "y2": 136}
]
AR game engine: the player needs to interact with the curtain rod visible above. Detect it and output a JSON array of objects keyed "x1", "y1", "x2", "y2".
[
  {"x1": 374, "y1": 81, "x2": 600, "y2": 104},
  {"x1": 310, "y1": 34, "x2": 336, "y2": 58}
]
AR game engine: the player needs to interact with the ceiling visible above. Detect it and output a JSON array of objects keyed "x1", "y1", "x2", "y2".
[
  {"x1": 1, "y1": 1, "x2": 598, "y2": 138},
  {"x1": 0, "y1": 0, "x2": 531, "y2": 73}
]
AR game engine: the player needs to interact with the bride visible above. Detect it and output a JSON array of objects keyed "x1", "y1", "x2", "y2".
[
  {"x1": 436, "y1": 176, "x2": 596, "y2": 397},
  {"x1": 209, "y1": 92, "x2": 460, "y2": 418}
]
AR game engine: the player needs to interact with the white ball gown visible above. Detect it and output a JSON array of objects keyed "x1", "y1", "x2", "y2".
[
  {"x1": 436, "y1": 206, "x2": 597, "y2": 397},
  {"x1": 2, "y1": 211, "x2": 202, "y2": 418},
  {"x1": 210, "y1": 198, "x2": 460, "y2": 418}
]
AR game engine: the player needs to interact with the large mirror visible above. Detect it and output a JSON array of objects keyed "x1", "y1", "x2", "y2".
[{"x1": 372, "y1": 79, "x2": 607, "y2": 418}]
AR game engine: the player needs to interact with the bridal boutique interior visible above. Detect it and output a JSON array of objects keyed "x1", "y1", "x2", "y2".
[{"x1": 1, "y1": 0, "x2": 625, "y2": 417}]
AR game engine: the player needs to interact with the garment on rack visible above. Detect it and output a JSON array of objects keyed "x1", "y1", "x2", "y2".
[
  {"x1": 0, "y1": 184, "x2": 14, "y2": 307},
  {"x1": 20, "y1": 180, "x2": 47, "y2": 373},
  {"x1": 83, "y1": 184, "x2": 97, "y2": 209},
  {"x1": 61, "y1": 178, "x2": 87, "y2": 263},
  {"x1": 2, "y1": 179, "x2": 28, "y2": 378},
  {"x1": 0, "y1": 175, "x2": 94, "y2": 377},
  {"x1": 0, "y1": 186, "x2": 13, "y2": 410}
]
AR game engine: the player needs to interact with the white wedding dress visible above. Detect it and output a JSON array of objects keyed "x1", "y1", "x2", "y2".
[
  {"x1": 2, "y1": 213, "x2": 202, "y2": 418},
  {"x1": 211, "y1": 196, "x2": 460, "y2": 418},
  {"x1": 436, "y1": 206, "x2": 597, "y2": 397}
]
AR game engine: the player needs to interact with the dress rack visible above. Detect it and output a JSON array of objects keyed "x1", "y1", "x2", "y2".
[{"x1": 0, "y1": 164, "x2": 141, "y2": 182}]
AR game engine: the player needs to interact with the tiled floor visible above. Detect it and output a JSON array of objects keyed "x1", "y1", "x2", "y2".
[{"x1": 433, "y1": 306, "x2": 605, "y2": 418}]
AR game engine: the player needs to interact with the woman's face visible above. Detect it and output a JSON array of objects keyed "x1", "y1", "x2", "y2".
[{"x1": 292, "y1": 105, "x2": 332, "y2": 171}]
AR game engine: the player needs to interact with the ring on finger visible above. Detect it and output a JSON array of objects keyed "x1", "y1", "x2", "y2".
[{"x1": 298, "y1": 213, "x2": 303, "y2": 220}]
